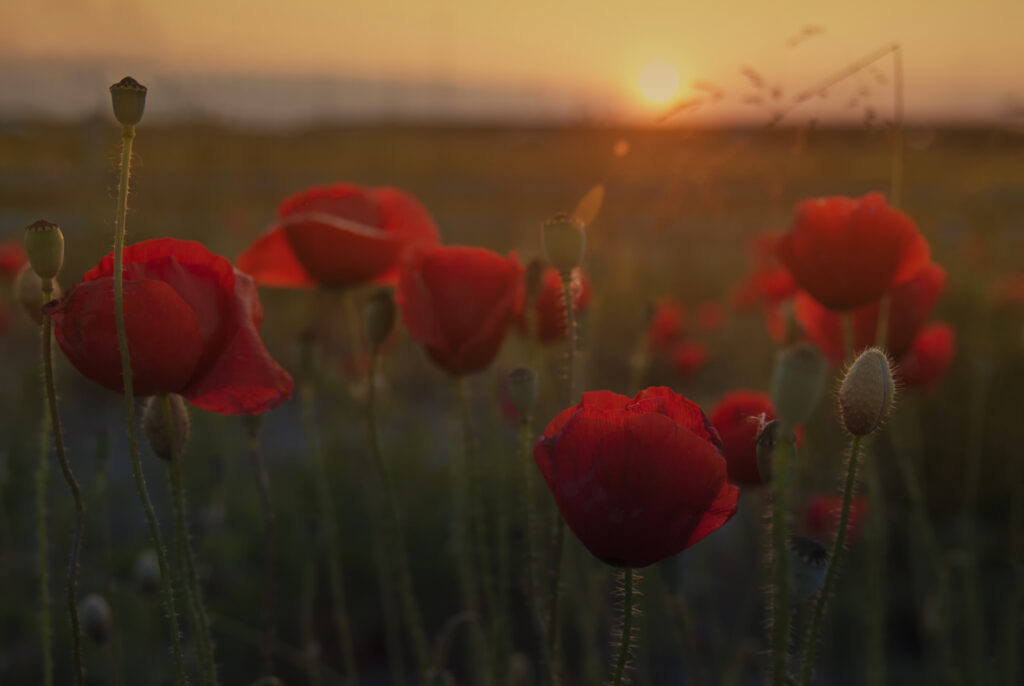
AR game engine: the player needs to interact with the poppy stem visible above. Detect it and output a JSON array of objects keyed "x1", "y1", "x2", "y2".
[
  {"x1": 365, "y1": 350, "x2": 433, "y2": 682},
  {"x1": 519, "y1": 414, "x2": 552, "y2": 678},
  {"x1": 863, "y1": 450, "x2": 885, "y2": 686},
  {"x1": 610, "y1": 567, "x2": 639, "y2": 686},
  {"x1": 111, "y1": 122, "x2": 190, "y2": 686},
  {"x1": 162, "y1": 396, "x2": 218, "y2": 686},
  {"x1": 559, "y1": 271, "x2": 577, "y2": 404},
  {"x1": 842, "y1": 313, "x2": 855, "y2": 363},
  {"x1": 798, "y1": 434, "x2": 863, "y2": 686},
  {"x1": 770, "y1": 436, "x2": 794, "y2": 686},
  {"x1": 244, "y1": 415, "x2": 278, "y2": 680},
  {"x1": 41, "y1": 279, "x2": 86, "y2": 686},
  {"x1": 36, "y1": 373, "x2": 53, "y2": 686}
]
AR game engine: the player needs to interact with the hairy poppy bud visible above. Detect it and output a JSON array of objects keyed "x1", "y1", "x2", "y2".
[
  {"x1": 789, "y1": 536, "x2": 829, "y2": 604},
  {"x1": 839, "y1": 347, "x2": 895, "y2": 436},
  {"x1": 134, "y1": 549, "x2": 160, "y2": 596},
  {"x1": 525, "y1": 258, "x2": 545, "y2": 300},
  {"x1": 541, "y1": 213, "x2": 585, "y2": 275},
  {"x1": 142, "y1": 394, "x2": 191, "y2": 461},
  {"x1": 109, "y1": 76, "x2": 147, "y2": 126},
  {"x1": 79, "y1": 593, "x2": 113, "y2": 643},
  {"x1": 506, "y1": 366, "x2": 539, "y2": 420},
  {"x1": 771, "y1": 343, "x2": 827, "y2": 429},
  {"x1": 755, "y1": 419, "x2": 780, "y2": 483},
  {"x1": 365, "y1": 289, "x2": 397, "y2": 350},
  {"x1": 15, "y1": 266, "x2": 61, "y2": 324},
  {"x1": 24, "y1": 220, "x2": 64, "y2": 282}
]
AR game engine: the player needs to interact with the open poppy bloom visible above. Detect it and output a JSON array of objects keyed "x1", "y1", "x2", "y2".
[
  {"x1": 534, "y1": 387, "x2": 739, "y2": 568},
  {"x1": 670, "y1": 340, "x2": 709, "y2": 377},
  {"x1": 397, "y1": 245, "x2": 524, "y2": 375},
  {"x1": 710, "y1": 390, "x2": 776, "y2": 485},
  {"x1": 527, "y1": 266, "x2": 591, "y2": 343},
  {"x1": 897, "y1": 322, "x2": 956, "y2": 390},
  {"x1": 796, "y1": 262, "x2": 946, "y2": 365},
  {"x1": 237, "y1": 183, "x2": 439, "y2": 289},
  {"x1": 45, "y1": 239, "x2": 293, "y2": 415},
  {"x1": 777, "y1": 193, "x2": 930, "y2": 311}
]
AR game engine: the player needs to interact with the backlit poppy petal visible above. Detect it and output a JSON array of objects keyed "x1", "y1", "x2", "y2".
[
  {"x1": 896, "y1": 322, "x2": 956, "y2": 391},
  {"x1": 236, "y1": 227, "x2": 317, "y2": 289}
]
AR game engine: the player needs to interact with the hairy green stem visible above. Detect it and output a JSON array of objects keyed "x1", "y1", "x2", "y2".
[
  {"x1": 863, "y1": 452, "x2": 884, "y2": 686},
  {"x1": 36, "y1": 389, "x2": 53, "y2": 686},
  {"x1": 112, "y1": 123, "x2": 189, "y2": 686},
  {"x1": 610, "y1": 568, "x2": 638, "y2": 686},
  {"x1": 245, "y1": 416, "x2": 277, "y2": 679},
  {"x1": 771, "y1": 438, "x2": 793, "y2": 685}
]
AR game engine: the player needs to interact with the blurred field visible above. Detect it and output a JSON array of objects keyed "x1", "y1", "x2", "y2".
[{"x1": 1, "y1": 122, "x2": 1023, "y2": 684}]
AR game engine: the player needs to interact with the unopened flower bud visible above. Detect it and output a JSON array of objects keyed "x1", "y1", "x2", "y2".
[
  {"x1": 771, "y1": 343, "x2": 827, "y2": 429},
  {"x1": 15, "y1": 266, "x2": 61, "y2": 324},
  {"x1": 839, "y1": 347, "x2": 895, "y2": 436},
  {"x1": 525, "y1": 258, "x2": 545, "y2": 300},
  {"x1": 789, "y1": 536, "x2": 829, "y2": 604},
  {"x1": 365, "y1": 289, "x2": 396, "y2": 350},
  {"x1": 541, "y1": 213, "x2": 585, "y2": 275},
  {"x1": 142, "y1": 394, "x2": 190, "y2": 461},
  {"x1": 79, "y1": 593, "x2": 113, "y2": 643},
  {"x1": 134, "y1": 549, "x2": 161, "y2": 596},
  {"x1": 109, "y1": 76, "x2": 147, "y2": 126},
  {"x1": 754, "y1": 418, "x2": 798, "y2": 483},
  {"x1": 506, "y1": 366, "x2": 539, "y2": 420},
  {"x1": 24, "y1": 220, "x2": 64, "y2": 282}
]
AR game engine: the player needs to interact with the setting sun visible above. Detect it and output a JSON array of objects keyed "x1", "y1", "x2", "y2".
[{"x1": 638, "y1": 61, "x2": 681, "y2": 103}]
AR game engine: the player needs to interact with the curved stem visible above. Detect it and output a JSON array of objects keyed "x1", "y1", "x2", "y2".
[
  {"x1": 799, "y1": 435, "x2": 863, "y2": 686},
  {"x1": 36, "y1": 389, "x2": 53, "y2": 686},
  {"x1": 771, "y1": 438, "x2": 793, "y2": 685},
  {"x1": 611, "y1": 568, "x2": 638, "y2": 686},
  {"x1": 245, "y1": 416, "x2": 277, "y2": 679},
  {"x1": 112, "y1": 123, "x2": 189, "y2": 686},
  {"x1": 41, "y1": 283, "x2": 86, "y2": 686}
]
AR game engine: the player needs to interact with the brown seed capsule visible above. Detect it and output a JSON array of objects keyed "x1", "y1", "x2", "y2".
[
  {"x1": 541, "y1": 213, "x2": 585, "y2": 275},
  {"x1": 24, "y1": 220, "x2": 64, "y2": 281},
  {"x1": 771, "y1": 343, "x2": 827, "y2": 429},
  {"x1": 839, "y1": 347, "x2": 895, "y2": 436},
  {"x1": 142, "y1": 394, "x2": 191, "y2": 461},
  {"x1": 14, "y1": 266, "x2": 61, "y2": 324},
  {"x1": 109, "y1": 76, "x2": 147, "y2": 126},
  {"x1": 365, "y1": 289, "x2": 397, "y2": 350}
]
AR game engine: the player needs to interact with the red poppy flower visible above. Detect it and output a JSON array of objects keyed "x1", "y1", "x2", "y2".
[
  {"x1": 45, "y1": 239, "x2": 293, "y2": 415},
  {"x1": 696, "y1": 301, "x2": 726, "y2": 331},
  {"x1": 670, "y1": 341, "x2": 709, "y2": 377},
  {"x1": 397, "y1": 245, "x2": 524, "y2": 375},
  {"x1": 732, "y1": 232, "x2": 798, "y2": 312},
  {"x1": 897, "y1": 322, "x2": 956, "y2": 391},
  {"x1": 530, "y1": 267, "x2": 591, "y2": 343},
  {"x1": 648, "y1": 297, "x2": 685, "y2": 352},
  {"x1": 237, "y1": 183, "x2": 439, "y2": 289},
  {"x1": 534, "y1": 387, "x2": 739, "y2": 568},
  {"x1": 804, "y1": 495, "x2": 868, "y2": 541},
  {"x1": 777, "y1": 193, "x2": 930, "y2": 311},
  {"x1": 796, "y1": 262, "x2": 946, "y2": 365},
  {"x1": 709, "y1": 390, "x2": 775, "y2": 485},
  {"x1": 0, "y1": 242, "x2": 27, "y2": 280}
]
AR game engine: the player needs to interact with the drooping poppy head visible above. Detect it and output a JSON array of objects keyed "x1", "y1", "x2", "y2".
[
  {"x1": 237, "y1": 183, "x2": 440, "y2": 289},
  {"x1": 0, "y1": 241, "x2": 28, "y2": 280},
  {"x1": 795, "y1": 262, "x2": 946, "y2": 366},
  {"x1": 397, "y1": 245, "x2": 524, "y2": 376},
  {"x1": 897, "y1": 322, "x2": 956, "y2": 391},
  {"x1": 804, "y1": 495, "x2": 868, "y2": 541},
  {"x1": 531, "y1": 267, "x2": 591, "y2": 343},
  {"x1": 45, "y1": 239, "x2": 293, "y2": 415},
  {"x1": 777, "y1": 193, "x2": 930, "y2": 311},
  {"x1": 647, "y1": 297, "x2": 685, "y2": 352},
  {"x1": 709, "y1": 390, "x2": 776, "y2": 485},
  {"x1": 534, "y1": 387, "x2": 739, "y2": 568},
  {"x1": 670, "y1": 341, "x2": 709, "y2": 378}
]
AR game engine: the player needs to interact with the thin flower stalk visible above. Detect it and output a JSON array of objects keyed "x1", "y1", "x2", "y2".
[{"x1": 245, "y1": 416, "x2": 277, "y2": 679}]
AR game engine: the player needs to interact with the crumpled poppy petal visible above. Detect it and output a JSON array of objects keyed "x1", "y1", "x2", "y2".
[{"x1": 236, "y1": 226, "x2": 317, "y2": 289}]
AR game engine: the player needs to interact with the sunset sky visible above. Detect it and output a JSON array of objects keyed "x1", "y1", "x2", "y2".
[{"x1": 2, "y1": 0, "x2": 1022, "y2": 125}]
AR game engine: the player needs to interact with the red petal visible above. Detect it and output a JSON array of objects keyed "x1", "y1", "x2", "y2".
[
  {"x1": 897, "y1": 322, "x2": 956, "y2": 390},
  {"x1": 236, "y1": 226, "x2": 317, "y2": 289},
  {"x1": 710, "y1": 390, "x2": 774, "y2": 485}
]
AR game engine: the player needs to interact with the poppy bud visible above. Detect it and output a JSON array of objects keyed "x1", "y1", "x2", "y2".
[
  {"x1": 365, "y1": 289, "x2": 397, "y2": 351},
  {"x1": 789, "y1": 536, "x2": 829, "y2": 604},
  {"x1": 142, "y1": 394, "x2": 190, "y2": 461},
  {"x1": 541, "y1": 213, "x2": 585, "y2": 275},
  {"x1": 109, "y1": 76, "x2": 147, "y2": 126},
  {"x1": 755, "y1": 419, "x2": 781, "y2": 483},
  {"x1": 506, "y1": 366, "x2": 539, "y2": 420},
  {"x1": 134, "y1": 549, "x2": 160, "y2": 596},
  {"x1": 771, "y1": 343, "x2": 827, "y2": 429},
  {"x1": 839, "y1": 347, "x2": 895, "y2": 436},
  {"x1": 525, "y1": 257, "x2": 545, "y2": 300},
  {"x1": 24, "y1": 220, "x2": 64, "y2": 282},
  {"x1": 79, "y1": 593, "x2": 113, "y2": 644},
  {"x1": 15, "y1": 266, "x2": 61, "y2": 325}
]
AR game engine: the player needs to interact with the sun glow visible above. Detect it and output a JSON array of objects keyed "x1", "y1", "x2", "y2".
[{"x1": 638, "y1": 61, "x2": 681, "y2": 103}]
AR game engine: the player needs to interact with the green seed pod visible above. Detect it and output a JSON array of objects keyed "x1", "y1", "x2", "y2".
[
  {"x1": 134, "y1": 549, "x2": 161, "y2": 597},
  {"x1": 365, "y1": 288, "x2": 397, "y2": 350},
  {"x1": 142, "y1": 394, "x2": 191, "y2": 461},
  {"x1": 525, "y1": 257, "x2": 545, "y2": 300},
  {"x1": 14, "y1": 266, "x2": 61, "y2": 324},
  {"x1": 79, "y1": 593, "x2": 113, "y2": 644},
  {"x1": 24, "y1": 220, "x2": 64, "y2": 281},
  {"x1": 789, "y1": 536, "x2": 830, "y2": 604},
  {"x1": 771, "y1": 343, "x2": 827, "y2": 429},
  {"x1": 506, "y1": 365, "x2": 539, "y2": 420},
  {"x1": 541, "y1": 212, "x2": 585, "y2": 275},
  {"x1": 839, "y1": 347, "x2": 895, "y2": 436},
  {"x1": 109, "y1": 76, "x2": 147, "y2": 126}
]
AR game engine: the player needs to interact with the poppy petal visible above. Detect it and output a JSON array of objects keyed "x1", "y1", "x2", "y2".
[{"x1": 236, "y1": 226, "x2": 317, "y2": 289}]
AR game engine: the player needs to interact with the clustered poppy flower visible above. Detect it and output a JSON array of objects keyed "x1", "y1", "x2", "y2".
[
  {"x1": 397, "y1": 245, "x2": 524, "y2": 376},
  {"x1": 237, "y1": 183, "x2": 439, "y2": 289},
  {"x1": 645, "y1": 298, "x2": 711, "y2": 378},
  {"x1": 670, "y1": 341, "x2": 710, "y2": 378},
  {"x1": 46, "y1": 239, "x2": 293, "y2": 415},
  {"x1": 777, "y1": 193, "x2": 930, "y2": 311},
  {"x1": 534, "y1": 387, "x2": 739, "y2": 568},
  {"x1": 709, "y1": 390, "x2": 776, "y2": 485},
  {"x1": 525, "y1": 266, "x2": 591, "y2": 343},
  {"x1": 896, "y1": 322, "x2": 956, "y2": 390},
  {"x1": 804, "y1": 495, "x2": 868, "y2": 541}
]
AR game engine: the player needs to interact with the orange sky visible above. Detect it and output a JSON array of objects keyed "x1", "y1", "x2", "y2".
[{"x1": 3, "y1": 0, "x2": 1023, "y2": 123}]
